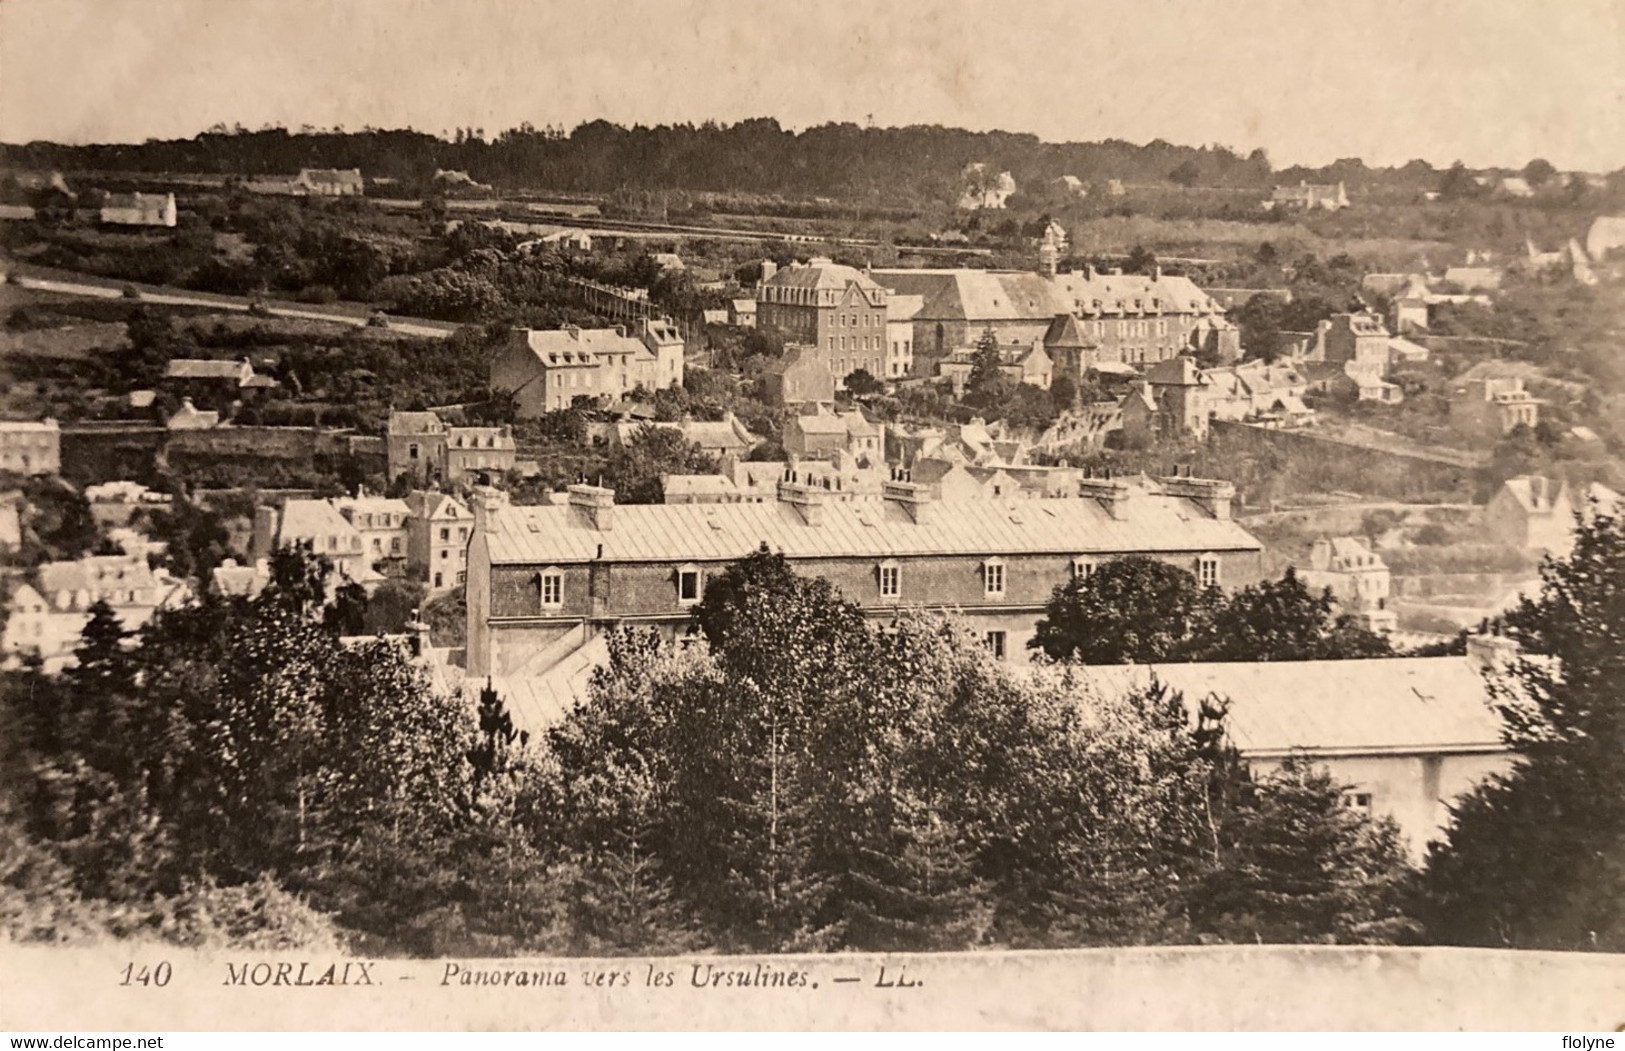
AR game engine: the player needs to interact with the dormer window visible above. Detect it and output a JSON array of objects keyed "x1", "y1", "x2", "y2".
[
  {"x1": 677, "y1": 563, "x2": 703, "y2": 606},
  {"x1": 983, "y1": 558, "x2": 1007, "y2": 598},
  {"x1": 878, "y1": 559, "x2": 901, "y2": 599},
  {"x1": 1196, "y1": 553, "x2": 1220, "y2": 588},
  {"x1": 538, "y1": 566, "x2": 564, "y2": 608}
]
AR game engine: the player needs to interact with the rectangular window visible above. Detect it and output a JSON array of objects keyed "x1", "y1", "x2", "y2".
[
  {"x1": 985, "y1": 631, "x2": 1007, "y2": 660},
  {"x1": 433, "y1": 572, "x2": 443, "y2": 587},
  {"x1": 409, "y1": 443, "x2": 419, "y2": 460},
  {"x1": 678, "y1": 568, "x2": 701, "y2": 604},
  {"x1": 984, "y1": 562, "x2": 1006, "y2": 597},
  {"x1": 879, "y1": 563, "x2": 900, "y2": 599},
  {"x1": 1342, "y1": 791, "x2": 1374, "y2": 815},
  {"x1": 540, "y1": 572, "x2": 563, "y2": 606},
  {"x1": 439, "y1": 528, "x2": 450, "y2": 542},
  {"x1": 1198, "y1": 556, "x2": 1220, "y2": 588}
]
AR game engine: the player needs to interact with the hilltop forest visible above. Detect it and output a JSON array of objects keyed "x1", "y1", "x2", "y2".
[{"x1": 0, "y1": 119, "x2": 1537, "y2": 203}]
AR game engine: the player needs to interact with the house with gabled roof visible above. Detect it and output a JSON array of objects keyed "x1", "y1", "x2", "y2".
[
  {"x1": 5, "y1": 553, "x2": 191, "y2": 671},
  {"x1": 1485, "y1": 476, "x2": 1574, "y2": 554},
  {"x1": 406, "y1": 490, "x2": 473, "y2": 592},
  {"x1": 295, "y1": 168, "x2": 364, "y2": 196},
  {"x1": 1300, "y1": 536, "x2": 1396, "y2": 633},
  {"x1": 252, "y1": 498, "x2": 377, "y2": 584},
  {"x1": 100, "y1": 192, "x2": 176, "y2": 227},
  {"x1": 1267, "y1": 181, "x2": 1349, "y2": 211},
  {"x1": 491, "y1": 320, "x2": 685, "y2": 417},
  {"x1": 784, "y1": 409, "x2": 883, "y2": 464}
]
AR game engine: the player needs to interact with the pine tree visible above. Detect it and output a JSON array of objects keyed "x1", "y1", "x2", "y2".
[{"x1": 1421, "y1": 508, "x2": 1625, "y2": 949}]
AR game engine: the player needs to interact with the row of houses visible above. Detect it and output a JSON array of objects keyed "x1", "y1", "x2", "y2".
[
  {"x1": 0, "y1": 419, "x2": 61, "y2": 475},
  {"x1": 3, "y1": 552, "x2": 192, "y2": 672},
  {"x1": 246, "y1": 489, "x2": 475, "y2": 594},
  {"x1": 243, "y1": 168, "x2": 365, "y2": 197},
  {"x1": 488, "y1": 318, "x2": 686, "y2": 417}
]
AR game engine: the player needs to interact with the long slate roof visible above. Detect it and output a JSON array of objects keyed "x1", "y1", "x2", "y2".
[
  {"x1": 483, "y1": 488, "x2": 1261, "y2": 566},
  {"x1": 1028, "y1": 657, "x2": 1505, "y2": 757},
  {"x1": 873, "y1": 268, "x2": 1224, "y2": 323}
]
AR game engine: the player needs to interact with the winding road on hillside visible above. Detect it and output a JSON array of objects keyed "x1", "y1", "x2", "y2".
[{"x1": 4, "y1": 266, "x2": 461, "y2": 340}]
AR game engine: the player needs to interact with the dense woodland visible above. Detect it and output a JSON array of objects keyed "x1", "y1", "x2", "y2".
[
  {"x1": 6, "y1": 519, "x2": 1625, "y2": 955},
  {"x1": 6, "y1": 121, "x2": 1618, "y2": 207}
]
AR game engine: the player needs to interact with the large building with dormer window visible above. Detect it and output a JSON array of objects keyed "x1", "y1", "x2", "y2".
[
  {"x1": 872, "y1": 265, "x2": 1239, "y2": 380},
  {"x1": 464, "y1": 472, "x2": 1264, "y2": 679},
  {"x1": 756, "y1": 259, "x2": 891, "y2": 387}
]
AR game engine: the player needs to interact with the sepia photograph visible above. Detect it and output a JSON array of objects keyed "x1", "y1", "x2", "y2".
[{"x1": 1, "y1": 0, "x2": 1624, "y2": 1033}]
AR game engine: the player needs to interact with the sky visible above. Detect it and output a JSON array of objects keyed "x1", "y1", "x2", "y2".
[{"x1": 2, "y1": 0, "x2": 1623, "y2": 171}]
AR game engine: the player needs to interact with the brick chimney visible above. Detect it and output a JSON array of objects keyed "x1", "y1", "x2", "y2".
[
  {"x1": 568, "y1": 483, "x2": 616, "y2": 531},
  {"x1": 251, "y1": 504, "x2": 281, "y2": 559},
  {"x1": 1078, "y1": 475, "x2": 1131, "y2": 520},
  {"x1": 777, "y1": 468, "x2": 827, "y2": 526},
  {"x1": 1466, "y1": 630, "x2": 1519, "y2": 671},
  {"x1": 884, "y1": 469, "x2": 941, "y2": 525},
  {"x1": 470, "y1": 485, "x2": 510, "y2": 535},
  {"x1": 1157, "y1": 468, "x2": 1234, "y2": 520},
  {"x1": 406, "y1": 608, "x2": 431, "y2": 658}
]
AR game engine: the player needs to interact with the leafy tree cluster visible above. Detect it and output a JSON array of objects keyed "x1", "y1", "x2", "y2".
[
  {"x1": 0, "y1": 546, "x2": 561, "y2": 955},
  {"x1": 601, "y1": 424, "x2": 719, "y2": 505},
  {"x1": 0, "y1": 540, "x2": 1430, "y2": 955},
  {"x1": 538, "y1": 549, "x2": 1416, "y2": 952},
  {"x1": 1030, "y1": 556, "x2": 1393, "y2": 664}
]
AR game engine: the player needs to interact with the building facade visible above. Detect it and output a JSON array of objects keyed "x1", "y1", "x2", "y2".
[
  {"x1": 405, "y1": 491, "x2": 473, "y2": 592},
  {"x1": 386, "y1": 412, "x2": 517, "y2": 485},
  {"x1": 465, "y1": 474, "x2": 1264, "y2": 678},
  {"x1": 490, "y1": 320, "x2": 685, "y2": 417},
  {"x1": 872, "y1": 266, "x2": 1238, "y2": 377},
  {"x1": 334, "y1": 494, "x2": 411, "y2": 567},
  {"x1": 1451, "y1": 377, "x2": 1541, "y2": 440},
  {"x1": 99, "y1": 192, "x2": 176, "y2": 227},
  {"x1": 0, "y1": 419, "x2": 60, "y2": 475},
  {"x1": 1300, "y1": 536, "x2": 1397, "y2": 633},
  {"x1": 1046, "y1": 656, "x2": 1511, "y2": 861},
  {"x1": 1484, "y1": 476, "x2": 1575, "y2": 554},
  {"x1": 756, "y1": 259, "x2": 890, "y2": 386}
]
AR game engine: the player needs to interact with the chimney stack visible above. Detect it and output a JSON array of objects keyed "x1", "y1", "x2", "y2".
[
  {"x1": 406, "y1": 608, "x2": 431, "y2": 658},
  {"x1": 1465, "y1": 630, "x2": 1518, "y2": 672},
  {"x1": 777, "y1": 472, "x2": 827, "y2": 526},
  {"x1": 884, "y1": 477, "x2": 941, "y2": 525},
  {"x1": 1157, "y1": 473, "x2": 1234, "y2": 520},
  {"x1": 470, "y1": 485, "x2": 510, "y2": 535},
  {"x1": 568, "y1": 483, "x2": 616, "y2": 531},
  {"x1": 1078, "y1": 476, "x2": 1132, "y2": 519}
]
